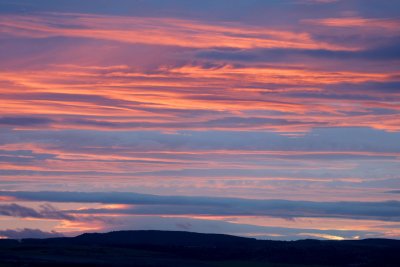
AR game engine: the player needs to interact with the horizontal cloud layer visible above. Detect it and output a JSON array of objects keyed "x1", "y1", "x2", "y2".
[
  {"x1": 0, "y1": 203, "x2": 75, "y2": 220},
  {"x1": 1, "y1": 191, "x2": 399, "y2": 222}
]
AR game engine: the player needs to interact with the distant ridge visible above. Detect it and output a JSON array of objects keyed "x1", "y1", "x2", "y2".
[
  {"x1": 1, "y1": 230, "x2": 400, "y2": 266},
  {"x1": 22, "y1": 230, "x2": 257, "y2": 247},
  {"x1": 19, "y1": 230, "x2": 399, "y2": 246}
]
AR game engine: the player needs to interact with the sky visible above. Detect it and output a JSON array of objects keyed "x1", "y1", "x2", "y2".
[{"x1": 0, "y1": 0, "x2": 399, "y2": 241}]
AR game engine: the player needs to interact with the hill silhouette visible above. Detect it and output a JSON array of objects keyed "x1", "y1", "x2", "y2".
[{"x1": 0, "y1": 230, "x2": 399, "y2": 266}]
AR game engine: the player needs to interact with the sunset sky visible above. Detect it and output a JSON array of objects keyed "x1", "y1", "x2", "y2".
[{"x1": 0, "y1": 0, "x2": 399, "y2": 240}]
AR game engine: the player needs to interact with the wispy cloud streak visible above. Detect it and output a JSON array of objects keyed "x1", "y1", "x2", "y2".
[{"x1": 0, "y1": 13, "x2": 352, "y2": 50}]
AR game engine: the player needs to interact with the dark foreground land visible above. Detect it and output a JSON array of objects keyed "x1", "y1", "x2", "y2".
[{"x1": 0, "y1": 230, "x2": 399, "y2": 267}]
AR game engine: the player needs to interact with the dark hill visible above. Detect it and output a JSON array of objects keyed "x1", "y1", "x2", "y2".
[
  {"x1": 1, "y1": 230, "x2": 399, "y2": 267},
  {"x1": 23, "y1": 230, "x2": 257, "y2": 247}
]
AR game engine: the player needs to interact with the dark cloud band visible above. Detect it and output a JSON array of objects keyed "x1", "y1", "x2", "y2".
[{"x1": 1, "y1": 191, "x2": 399, "y2": 222}]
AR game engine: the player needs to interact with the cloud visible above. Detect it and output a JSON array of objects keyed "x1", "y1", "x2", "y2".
[
  {"x1": 303, "y1": 17, "x2": 400, "y2": 30},
  {"x1": 1, "y1": 191, "x2": 399, "y2": 222},
  {"x1": 0, "y1": 117, "x2": 53, "y2": 127},
  {"x1": 0, "y1": 228, "x2": 63, "y2": 239},
  {"x1": 298, "y1": 0, "x2": 339, "y2": 3},
  {"x1": 64, "y1": 116, "x2": 328, "y2": 131},
  {"x1": 2, "y1": 127, "x2": 399, "y2": 154},
  {"x1": 0, "y1": 13, "x2": 349, "y2": 50},
  {"x1": 0, "y1": 127, "x2": 398, "y2": 190},
  {"x1": 76, "y1": 200, "x2": 400, "y2": 222},
  {"x1": 198, "y1": 42, "x2": 400, "y2": 62},
  {"x1": 386, "y1": 190, "x2": 400, "y2": 194},
  {"x1": 0, "y1": 203, "x2": 75, "y2": 220},
  {"x1": 1, "y1": 51, "x2": 399, "y2": 133}
]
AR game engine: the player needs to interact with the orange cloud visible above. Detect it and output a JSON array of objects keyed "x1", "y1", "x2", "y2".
[
  {"x1": 304, "y1": 17, "x2": 400, "y2": 29},
  {"x1": 0, "y1": 13, "x2": 356, "y2": 50},
  {"x1": 2, "y1": 61, "x2": 399, "y2": 131}
]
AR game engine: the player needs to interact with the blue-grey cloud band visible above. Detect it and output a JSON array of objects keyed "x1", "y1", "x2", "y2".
[{"x1": 1, "y1": 191, "x2": 399, "y2": 222}]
